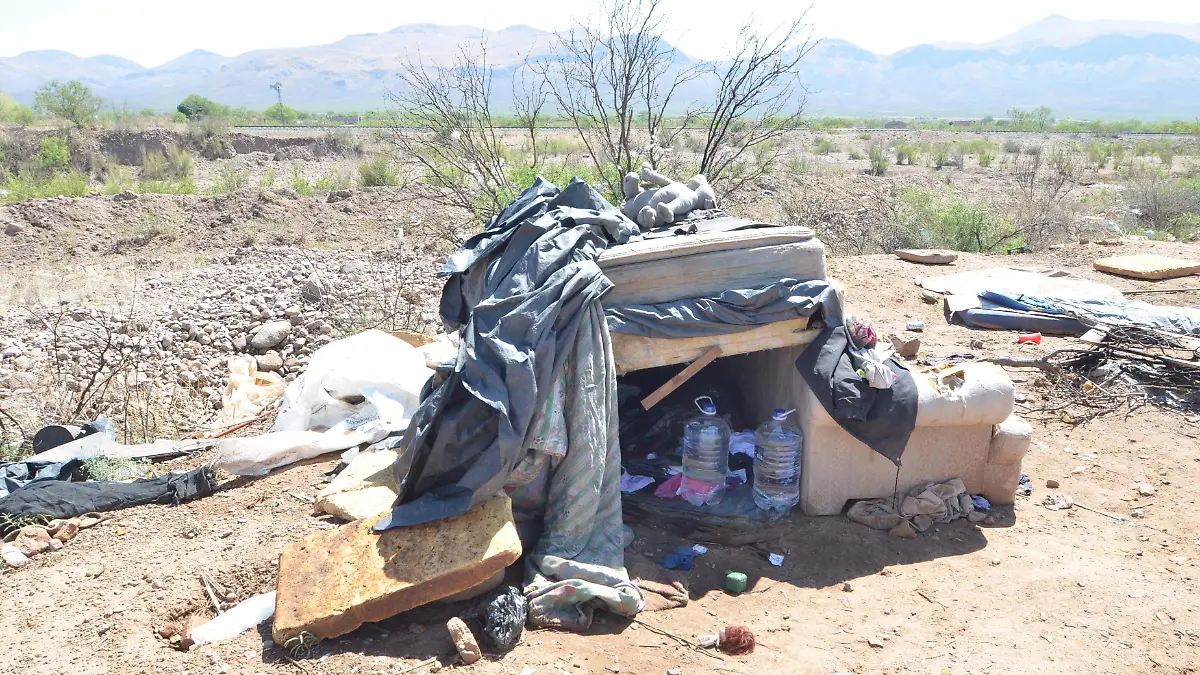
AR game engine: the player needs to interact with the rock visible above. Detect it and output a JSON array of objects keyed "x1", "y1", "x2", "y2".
[
  {"x1": 2, "y1": 543, "x2": 29, "y2": 568},
  {"x1": 250, "y1": 321, "x2": 292, "y2": 351},
  {"x1": 51, "y1": 519, "x2": 80, "y2": 543},
  {"x1": 272, "y1": 496, "x2": 522, "y2": 644},
  {"x1": 842, "y1": 581, "x2": 854, "y2": 592},
  {"x1": 256, "y1": 352, "x2": 284, "y2": 372},
  {"x1": 284, "y1": 305, "x2": 301, "y2": 319},
  {"x1": 446, "y1": 617, "x2": 481, "y2": 665},
  {"x1": 231, "y1": 335, "x2": 247, "y2": 352},
  {"x1": 920, "y1": 289, "x2": 940, "y2": 304},
  {"x1": 969, "y1": 339, "x2": 985, "y2": 349},
  {"x1": 889, "y1": 334, "x2": 920, "y2": 358},
  {"x1": 13, "y1": 525, "x2": 53, "y2": 556},
  {"x1": 1137, "y1": 483, "x2": 1157, "y2": 497},
  {"x1": 1045, "y1": 479, "x2": 1060, "y2": 489},
  {"x1": 867, "y1": 637, "x2": 885, "y2": 649},
  {"x1": 4, "y1": 221, "x2": 24, "y2": 236},
  {"x1": 1, "y1": 345, "x2": 21, "y2": 358},
  {"x1": 113, "y1": 191, "x2": 138, "y2": 201},
  {"x1": 667, "y1": 670, "x2": 682, "y2": 675},
  {"x1": 326, "y1": 189, "x2": 352, "y2": 204},
  {"x1": 895, "y1": 249, "x2": 958, "y2": 265},
  {"x1": 301, "y1": 274, "x2": 329, "y2": 303}
]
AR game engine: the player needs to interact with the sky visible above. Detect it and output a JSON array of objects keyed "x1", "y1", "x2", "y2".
[{"x1": 2, "y1": 0, "x2": 1200, "y2": 66}]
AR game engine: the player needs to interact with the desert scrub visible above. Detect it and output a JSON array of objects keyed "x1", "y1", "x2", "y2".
[
  {"x1": 894, "y1": 143, "x2": 919, "y2": 165},
  {"x1": 899, "y1": 187, "x2": 1017, "y2": 252},
  {"x1": 113, "y1": 214, "x2": 179, "y2": 250},
  {"x1": 213, "y1": 161, "x2": 250, "y2": 193},
  {"x1": 82, "y1": 457, "x2": 149, "y2": 481},
  {"x1": 867, "y1": 141, "x2": 888, "y2": 176},
  {"x1": 812, "y1": 135, "x2": 836, "y2": 155},
  {"x1": 357, "y1": 154, "x2": 402, "y2": 187}
]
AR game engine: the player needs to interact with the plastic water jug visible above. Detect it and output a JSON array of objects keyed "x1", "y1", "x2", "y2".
[
  {"x1": 753, "y1": 408, "x2": 802, "y2": 512},
  {"x1": 679, "y1": 397, "x2": 731, "y2": 506}
]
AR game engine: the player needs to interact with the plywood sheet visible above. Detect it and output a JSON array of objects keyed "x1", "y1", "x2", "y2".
[
  {"x1": 1093, "y1": 254, "x2": 1200, "y2": 280},
  {"x1": 611, "y1": 317, "x2": 818, "y2": 373}
]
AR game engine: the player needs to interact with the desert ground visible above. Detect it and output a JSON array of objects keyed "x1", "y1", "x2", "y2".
[{"x1": 1, "y1": 125, "x2": 1198, "y2": 675}]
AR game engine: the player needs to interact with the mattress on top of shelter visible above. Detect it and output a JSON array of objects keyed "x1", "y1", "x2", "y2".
[{"x1": 598, "y1": 224, "x2": 826, "y2": 306}]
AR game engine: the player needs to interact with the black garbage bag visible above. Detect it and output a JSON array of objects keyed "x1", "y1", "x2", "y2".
[{"x1": 467, "y1": 586, "x2": 527, "y2": 653}]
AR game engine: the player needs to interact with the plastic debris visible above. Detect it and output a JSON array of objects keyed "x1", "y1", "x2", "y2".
[
  {"x1": 725, "y1": 572, "x2": 748, "y2": 594},
  {"x1": 1018, "y1": 332, "x2": 1042, "y2": 345},
  {"x1": 471, "y1": 586, "x2": 526, "y2": 653},
  {"x1": 189, "y1": 592, "x2": 276, "y2": 647},
  {"x1": 768, "y1": 553, "x2": 784, "y2": 567},
  {"x1": 661, "y1": 545, "x2": 697, "y2": 570},
  {"x1": 698, "y1": 625, "x2": 756, "y2": 655}
]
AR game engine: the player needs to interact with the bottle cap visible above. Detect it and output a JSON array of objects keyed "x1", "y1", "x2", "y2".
[
  {"x1": 772, "y1": 408, "x2": 795, "y2": 420},
  {"x1": 695, "y1": 396, "x2": 717, "y2": 415}
]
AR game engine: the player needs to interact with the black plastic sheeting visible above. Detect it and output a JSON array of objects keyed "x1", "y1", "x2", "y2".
[
  {"x1": 375, "y1": 179, "x2": 639, "y2": 531},
  {"x1": 466, "y1": 585, "x2": 527, "y2": 653},
  {"x1": 0, "y1": 459, "x2": 83, "y2": 499},
  {"x1": 605, "y1": 278, "x2": 840, "y2": 338},
  {"x1": 796, "y1": 325, "x2": 918, "y2": 466},
  {"x1": 0, "y1": 466, "x2": 217, "y2": 520}
]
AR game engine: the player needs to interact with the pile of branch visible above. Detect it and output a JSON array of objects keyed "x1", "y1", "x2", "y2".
[{"x1": 986, "y1": 337, "x2": 1200, "y2": 423}]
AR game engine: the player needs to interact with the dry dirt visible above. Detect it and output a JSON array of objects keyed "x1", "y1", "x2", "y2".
[{"x1": 2, "y1": 229, "x2": 1199, "y2": 675}]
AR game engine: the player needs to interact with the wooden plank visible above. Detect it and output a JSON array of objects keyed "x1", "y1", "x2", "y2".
[
  {"x1": 1093, "y1": 254, "x2": 1200, "y2": 280},
  {"x1": 640, "y1": 346, "x2": 723, "y2": 410},
  {"x1": 611, "y1": 317, "x2": 819, "y2": 374},
  {"x1": 597, "y1": 224, "x2": 814, "y2": 268}
]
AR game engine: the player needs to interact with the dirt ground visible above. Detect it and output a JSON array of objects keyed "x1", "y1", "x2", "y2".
[{"x1": 2, "y1": 231, "x2": 1198, "y2": 675}]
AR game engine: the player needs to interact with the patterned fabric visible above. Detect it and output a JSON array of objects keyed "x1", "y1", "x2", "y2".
[{"x1": 513, "y1": 301, "x2": 643, "y2": 630}]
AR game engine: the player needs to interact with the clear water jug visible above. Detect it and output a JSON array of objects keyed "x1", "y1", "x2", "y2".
[
  {"x1": 679, "y1": 397, "x2": 731, "y2": 506},
  {"x1": 753, "y1": 408, "x2": 802, "y2": 512}
]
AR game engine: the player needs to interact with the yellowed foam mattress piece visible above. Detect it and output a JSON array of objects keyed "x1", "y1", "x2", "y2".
[{"x1": 1093, "y1": 254, "x2": 1200, "y2": 280}]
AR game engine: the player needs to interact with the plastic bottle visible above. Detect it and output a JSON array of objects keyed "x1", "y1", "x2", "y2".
[
  {"x1": 679, "y1": 397, "x2": 731, "y2": 506},
  {"x1": 753, "y1": 408, "x2": 802, "y2": 513}
]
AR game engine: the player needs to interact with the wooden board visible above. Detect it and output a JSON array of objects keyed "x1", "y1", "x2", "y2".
[
  {"x1": 1093, "y1": 254, "x2": 1200, "y2": 280},
  {"x1": 611, "y1": 317, "x2": 819, "y2": 374},
  {"x1": 640, "y1": 346, "x2": 723, "y2": 409},
  {"x1": 598, "y1": 224, "x2": 815, "y2": 267}
]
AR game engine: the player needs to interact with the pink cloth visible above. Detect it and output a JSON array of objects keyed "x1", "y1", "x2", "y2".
[{"x1": 654, "y1": 473, "x2": 683, "y2": 499}]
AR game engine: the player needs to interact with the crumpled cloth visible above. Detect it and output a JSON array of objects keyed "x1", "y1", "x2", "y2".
[
  {"x1": 847, "y1": 478, "x2": 981, "y2": 533},
  {"x1": 508, "y1": 302, "x2": 643, "y2": 631},
  {"x1": 0, "y1": 467, "x2": 216, "y2": 520}
]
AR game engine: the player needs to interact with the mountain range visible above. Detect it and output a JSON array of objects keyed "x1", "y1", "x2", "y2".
[{"x1": 2, "y1": 16, "x2": 1199, "y2": 119}]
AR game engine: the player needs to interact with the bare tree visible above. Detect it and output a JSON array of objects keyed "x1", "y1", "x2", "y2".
[
  {"x1": 699, "y1": 15, "x2": 816, "y2": 196},
  {"x1": 540, "y1": 0, "x2": 702, "y2": 200},
  {"x1": 1007, "y1": 146, "x2": 1084, "y2": 248},
  {"x1": 512, "y1": 55, "x2": 549, "y2": 168},
  {"x1": 385, "y1": 40, "x2": 512, "y2": 224}
]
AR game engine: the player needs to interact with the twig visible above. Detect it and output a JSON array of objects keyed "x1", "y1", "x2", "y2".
[
  {"x1": 631, "y1": 618, "x2": 723, "y2": 660},
  {"x1": 284, "y1": 655, "x2": 311, "y2": 674},
  {"x1": 395, "y1": 657, "x2": 439, "y2": 674},
  {"x1": 1123, "y1": 287, "x2": 1200, "y2": 296},
  {"x1": 1074, "y1": 502, "x2": 1126, "y2": 521},
  {"x1": 200, "y1": 573, "x2": 224, "y2": 614},
  {"x1": 208, "y1": 408, "x2": 280, "y2": 439},
  {"x1": 917, "y1": 590, "x2": 947, "y2": 608}
]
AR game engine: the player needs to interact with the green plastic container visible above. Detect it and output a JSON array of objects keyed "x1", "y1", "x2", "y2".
[{"x1": 725, "y1": 571, "x2": 748, "y2": 594}]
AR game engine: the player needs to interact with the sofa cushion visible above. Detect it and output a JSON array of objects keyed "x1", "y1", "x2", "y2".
[{"x1": 913, "y1": 363, "x2": 1015, "y2": 427}]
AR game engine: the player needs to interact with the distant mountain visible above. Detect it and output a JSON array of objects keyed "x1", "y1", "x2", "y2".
[{"x1": 1, "y1": 17, "x2": 1199, "y2": 118}]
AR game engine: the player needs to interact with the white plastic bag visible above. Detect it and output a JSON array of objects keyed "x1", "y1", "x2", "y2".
[
  {"x1": 274, "y1": 330, "x2": 432, "y2": 432},
  {"x1": 189, "y1": 592, "x2": 276, "y2": 646},
  {"x1": 213, "y1": 356, "x2": 286, "y2": 428}
]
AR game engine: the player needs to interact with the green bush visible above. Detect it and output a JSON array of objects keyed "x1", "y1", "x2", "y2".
[
  {"x1": 264, "y1": 103, "x2": 299, "y2": 126},
  {"x1": 357, "y1": 154, "x2": 401, "y2": 187},
  {"x1": 978, "y1": 151, "x2": 995, "y2": 168},
  {"x1": 168, "y1": 146, "x2": 193, "y2": 178},
  {"x1": 867, "y1": 142, "x2": 888, "y2": 176},
  {"x1": 1002, "y1": 139, "x2": 1021, "y2": 154},
  {"x1": 176, "y1": 94, "x2": 229, "y2": 120},
  {"x1": 0, "y1": 93, "x2": 35, "y2": 126},
  {"x1": 35, "y1": 136, "x2": 71, "y2": 174},
  {"x1": 291, "y1": 166, "x2": 314, "y2": 196},
  {"x1": 33, "y1": 80, "x2": 103, "y2": 127},
  {"x1": 138, "y1": 177, "x2": 197, "y2": 195},
  {"x1": 213, "y1": 162, "x2": 249, "y2": 193},
  {"x1": 141, "y1": 148, "x2": 169, "y2": 180},
  {"x1": 899, "y1": 188, "x2": 1017, "y2": 252},
  {"x1": 894, "y1": 143, "x2": 919, "y2": 165},
  {"x1": 2, "y1": 171, "x2": 90, "y2": 200},
  {"x1": 812, "y1": 136, "x2": 836, "y2": 155},
  {"x1": 931, "y1": 144, "x2": 950, "y2": 169},
  {"x1": 847, "y1": 149, "x2": 864, "y2": 161}
]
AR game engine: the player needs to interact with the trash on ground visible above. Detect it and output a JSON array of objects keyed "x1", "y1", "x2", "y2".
[
  {"x1": 212, "y1": 356, "x2": 286, "y2": 429},
  {"x1": 1042, "y1": 493, "x2": 1075, "y2": 511},
  {"x1": 620, "y1": 471, "x2": 655, "y2": 493},
  {"x1": 1017, "y1": 332, "x2": 1042, "y2": 345},
  {"x1": 188, "y1": 592, "x2": 276, "y2": 647},
  {"x1": 768, "y1": 553, "x2": 785, "y2": 567},
  {"x1": 0, "y1": 467, "x2": 215, "y2": 521},
  {"x1": 461, "y1": 585, "x2": 527, "y2": 653},
  {"x1": 660, "y1": 545, "x2": 697, "y2": 570},
  {"x1": 847, "y1": 478, "x2": 979, "y2": 533},
  {"x1": 725, "y1": 572, "x2": 748, "y2": 594},
  {"x1": 698, "y1": 625, "x2": 756, "y2": 655}
]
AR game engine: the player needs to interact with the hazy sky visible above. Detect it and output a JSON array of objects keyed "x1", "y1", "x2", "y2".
[{"x1": 2, "y1": 0, "x2": 1200, "y2": 66}]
